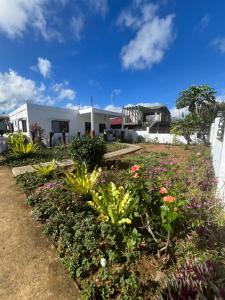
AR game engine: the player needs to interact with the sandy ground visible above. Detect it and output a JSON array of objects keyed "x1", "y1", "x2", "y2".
[{"x1": 0, "y1": 165, "x2": 80, "y2": 300}]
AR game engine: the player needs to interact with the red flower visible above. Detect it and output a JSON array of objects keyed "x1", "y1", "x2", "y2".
[
  {"x1": 133, "y1": 172, "x2": 141, "y2": 178},
  {"x1": 163, "y1": 195, "x2": 176, "y2": 203},
  {"x1": 130, "y1": 165, "x2": 141, "y2": 173},
  {"x1": 160, "y1": 187, "x2": 168, "y2": 194}
]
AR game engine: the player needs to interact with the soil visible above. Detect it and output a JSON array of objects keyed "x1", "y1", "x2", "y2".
[
  {"x1": 106, "y1": 144, "x2": 195, "y2": 168},
  {"x1": 0, "y1": 165, "x2": 80, "y2": 300}
]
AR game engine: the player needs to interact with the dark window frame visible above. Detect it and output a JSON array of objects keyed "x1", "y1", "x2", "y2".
[{"x1": 51, "y1": 120, "x2": 70, "y2": 133}]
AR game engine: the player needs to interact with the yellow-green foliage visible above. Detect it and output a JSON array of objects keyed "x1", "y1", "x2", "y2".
[
  {"x1": 88, "y1": 182, "x2": 134, "y2": 226},
  {"x1": 34, "y1": 159, "x2": 57, "y2": 178},
  {"x1": 65, "y1": 162, "x2": 101, "y2": 198},
  {"x1": 7, "y1": 133, "x2": 39, "y2": 157}
]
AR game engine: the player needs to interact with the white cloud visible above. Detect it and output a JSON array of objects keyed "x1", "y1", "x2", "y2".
[
  {"x1": 88, "y1": 79, "x2": 101, "y2": 89},
  {"x1": 213, "y1": 37, "x2": 225, "y2": 53},
  {"x1": 37, "y1": 57, "x2": 52, "y2": 78},
  {"x1": 0, "y1": 69, "x2": 52, "y2": 112},
  {"x1": 87, "y1": 0, "x2": 108, "y2": 17},
  {"x1": 58, "y1": 88, "x2": 75, "y2": 100},
  {"x1": 110, "y1": 89, "x2": 121, "y2": 99},
  {"x1": 118, "y1": 1, "x2": 175, "y2": 70},
  {"x1": 170, "y1": 106, "x2": 189, "y2": 119},
  {"x1": 117, "y1": 3, "x2": 158, "y2": 30},
  {"x1": 71, "y1": 15, "x2": 85, "y2": 40},
  {"x1": 52, "y1": 82, "x2": 76, "y2": 100},
  {"x1": 197, "y1": 14, "x2": 210, "y2": 31},
  {"x1": 0, "y1": 0, "x2": 62, "y2": 41},
  {"x1": 66, "y1": 103, "x2": 100, "y2": 110},
  {"x1": 104, "y1": 104, "x2": 122, "y2": 113},
  {"x1": 125, "y1": 102, "x2": 162, "y2": 108}
]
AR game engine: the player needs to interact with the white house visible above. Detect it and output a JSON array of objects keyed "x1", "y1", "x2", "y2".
[{"x1": 8, "y1": 102, "x2": 123, "y2": 145}]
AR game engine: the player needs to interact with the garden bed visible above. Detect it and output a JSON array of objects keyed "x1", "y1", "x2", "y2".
[
  {"x1": 4, "y1": 142, "x2": 128, "y2": 168},
  {"x1": 15, "y1": 144, "x2": 225, "y2": 299}
]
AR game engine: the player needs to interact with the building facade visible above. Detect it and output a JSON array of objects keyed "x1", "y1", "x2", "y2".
[{"x1": 9, "y1": 103, "x2": 123, "y2": 145}]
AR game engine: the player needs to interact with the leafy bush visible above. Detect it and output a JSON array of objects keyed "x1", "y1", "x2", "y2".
[
  {"x1": 65, "y1": 162, "x2": 101, "y2": 199},
  {"x1": 30, "y1": 122, "x2": 45, "y2": 144},
  {"x1": 70, "y1": 136, "x2": 106, "y2": 168},
  {"x1": 16, "y1": 172, "x2": 48, "y2": 195},
  {"x1": 89, "y1": 182, "x2": 135, "y2": 226},
  {"x1": 159, "y1": 260, "x2": 225, "y2": 300},
  {"x1": 5, "y1": 146, "x2": 71, "y2": 167},
  {"x1": 7, "y1": 133, "x2": 38, "y2": 158},
  {"x1": 33, "y1": 159, "x2": 57, "y2": 178}
]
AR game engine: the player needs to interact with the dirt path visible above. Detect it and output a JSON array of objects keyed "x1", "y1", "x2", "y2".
[{"x1": 0, "y1": 165, "x2": 80, "y2": 300}]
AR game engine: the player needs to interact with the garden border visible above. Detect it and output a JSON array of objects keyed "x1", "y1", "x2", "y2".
[{"x1": 11, "y1": 144, "x2": 142, "y2": 177}]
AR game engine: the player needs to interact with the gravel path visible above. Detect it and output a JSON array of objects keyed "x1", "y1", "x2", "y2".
[{"x1": 0, "y1": 165, "x2": 80, "y2": 300}]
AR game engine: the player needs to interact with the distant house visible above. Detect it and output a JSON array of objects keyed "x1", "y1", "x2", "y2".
[
  {"x1": 121, "y1": 105, "x2": 171, "y2": 133},
  {"x1": 8, "y1": 103, "x2": 123, "y2": 145}
]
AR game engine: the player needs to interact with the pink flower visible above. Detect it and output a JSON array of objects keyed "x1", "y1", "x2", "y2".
[
  {"x1": 163, "y1": 195, "x2": 176, "y2": 203},
  {"x1": 130, "y1": 165, "x2": 141, "y2": 173},
  {"x1": 159, "y1": 187, "x2": 168, "y2": 194}
]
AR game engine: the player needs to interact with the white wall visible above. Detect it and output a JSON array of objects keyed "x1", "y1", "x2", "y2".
[
  {"x1": 210, "y1": 117, "x2": 225, "y2": 202},
  {"x1": 8, "y1": 103, "x2": 111, "y2": 145},
  {"x1": 125, "y1": 128, "x2": 198, "y2": 144},
  {"x1": 8, "y1": 103, "x2": 28, "y2": 133}
]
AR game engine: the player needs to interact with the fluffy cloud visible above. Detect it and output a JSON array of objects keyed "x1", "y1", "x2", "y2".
[
  {"x1": 88, "y1": 79, "x2": 101, "y2": 89},
  {"x1": 0, "y1": 0, "x2": 62, "y2": 41},
  {"x1": 0, "y1": 0, "x2": 107, "y2": 41},
  {"x1": 58, "y1": 88, "x2": 75, "y2": 100},
  {"x1": 71, "y1": 15, "x2": 85, "y2": 40},
  {"x1": 213, "y1": 38, "x2": 225, "y2": 53},
  {"x1": 197, "y1": 14, "x2": 210, "y2": 31},
  {"x1": 87, "y1": 0, "x2": 108, "y2": 17},
  {"x1": 0, "y1": 69, "x2": 51, "y2": 112},
  {"x1": 66, "y1": 103, "x2": 100, "y2": 110},
  {"x1": 118, "y1": 1, "x2": 175, "y2": 70},
  {"x1": 104, "y1": 104, "x2": 122, "y2": 113},
  {"x1": 37, "y1": 57, "x2": 52, "y2": 78},
  {"x1": 52, "y1": 82, "x2": 76, "y2": 100},
  {"x1": 110, "y1": 89, "x2": 121, "y2": 99},
  {"x1": 125, "y1": 102, "x2": 162, "y2": 108},
  {"x1": 170, "y1": 106, "x2": 189, "y2": 119}
]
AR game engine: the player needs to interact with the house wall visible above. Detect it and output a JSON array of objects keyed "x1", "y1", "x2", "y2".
[
  {"x1": 8, "y1": 103, "x2": 111, "y2": 145},
  {"x1": 8, "y1": 103, "x2": 28, "y2": 133},
  {"x1": 79, "y1": 113, "x2": 109, "y2": 135}
]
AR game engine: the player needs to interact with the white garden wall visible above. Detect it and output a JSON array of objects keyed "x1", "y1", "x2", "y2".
[
  {"x1": 125, "y1": 128, "x2": 198, "y2": 144},
  {"x1": 210, "y1": 117, "x2": 225, "y2": 202}
]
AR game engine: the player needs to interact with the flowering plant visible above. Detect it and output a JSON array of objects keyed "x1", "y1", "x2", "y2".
[{"x1": 159, "y1": 187, "x2": 187, "y2": 234}]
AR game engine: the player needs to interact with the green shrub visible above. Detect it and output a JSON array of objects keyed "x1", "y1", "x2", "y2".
[
  {"x1": 16, "y1": 172, "x2": 48, "y2": 195},
  {"x1": 70, "y1": 136, "x2": 106, "y2": 168},
  {"x1": 33, "y1": 159, "x2": 57, "y2": 178},
  {"x1": 7, "y1": 133, "x2": 38, "y2": 158},
  {"x1": 65, "y1": 162, "x2": 101, "y2": 199},
  {"x1": 89, "y1": 182, "x2": 135, "y2": 226}
]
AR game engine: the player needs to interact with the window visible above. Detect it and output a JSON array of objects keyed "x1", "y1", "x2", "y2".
[
  {"x1": 99, "y1": 123, "x2": 106, "y2": 133},
  {"x1": 51, "y1": 120, "x2": 69, "y2": 133},
  {"x1": 22, "y1": 120, "x2": 27, "y2": 132},
  {"x1": 85, "y1": 122, "x2": 91, "y2": 134}
]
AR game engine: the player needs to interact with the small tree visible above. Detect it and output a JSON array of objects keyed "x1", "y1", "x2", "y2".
[
  {"x1": 171, "y1": 114, "x2": 199, "y2": 145},
  {"x1": 30, "y1": 123, "x2": 44, "y2": 145},
  {"x1": 176, "y1": 85, "x2": 217, "y2": 144}
]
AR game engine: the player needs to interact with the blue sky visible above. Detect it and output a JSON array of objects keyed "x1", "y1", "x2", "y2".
[{"x1": 0, "y1": 0, "x2": 225, "y2": 117}]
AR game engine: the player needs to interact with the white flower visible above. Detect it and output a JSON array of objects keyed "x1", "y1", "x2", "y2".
[{"x1": 100, "y1": 258, "x2": 107, "y2": 267}]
